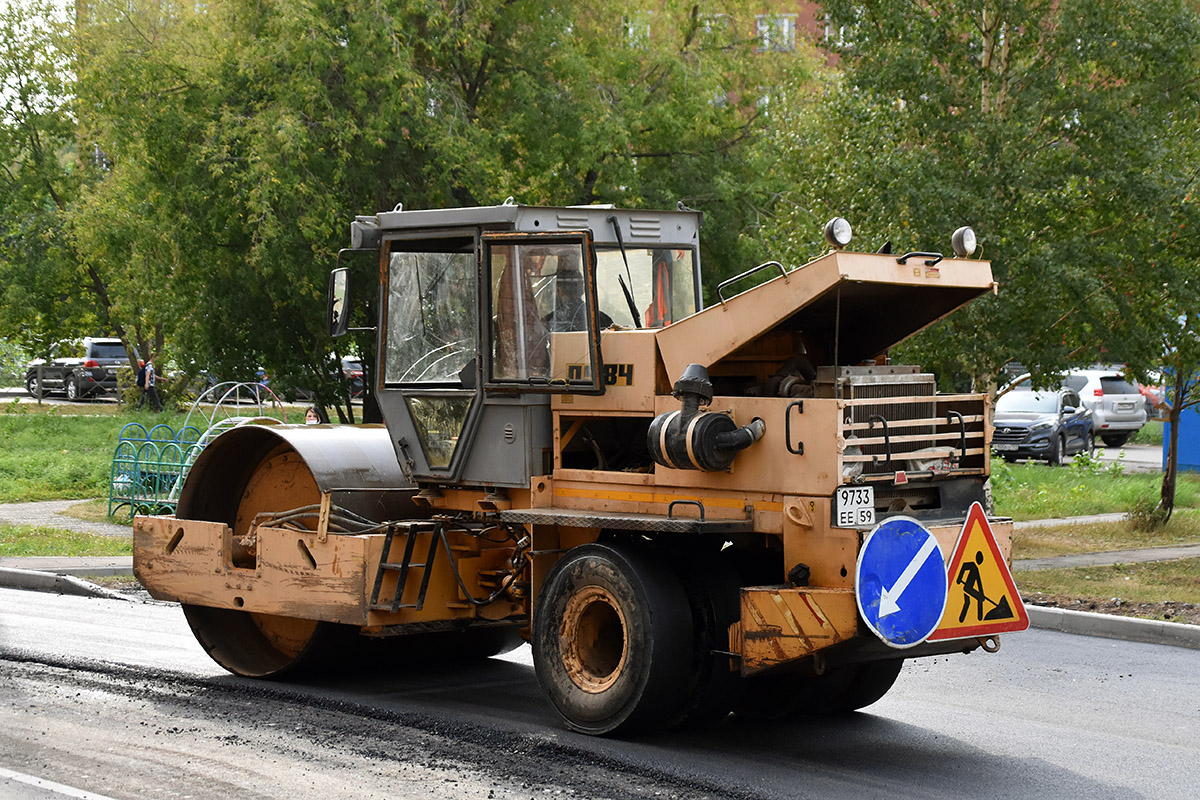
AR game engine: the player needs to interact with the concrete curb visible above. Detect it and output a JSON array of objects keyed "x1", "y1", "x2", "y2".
[
  {"x1": 0, "y1": 557, "x2": 133, "y2": 578},
  {"x1": 1027, "y1": 605, "x2": 1200, "y2": 650},
  {"x1": 0, "y1": 567, "x2": 131, "y2": 601}
]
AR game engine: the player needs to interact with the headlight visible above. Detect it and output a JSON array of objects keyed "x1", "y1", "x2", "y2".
[
  {"x1": 1030, "y1": 421, "x2": 1053, "y2": 432},
  {"x1": 952, "y1": 226, "x2": 977, "y2": 257},
  {"x1": 825, "y1": 217, "x2": 853, "y2": 249}
]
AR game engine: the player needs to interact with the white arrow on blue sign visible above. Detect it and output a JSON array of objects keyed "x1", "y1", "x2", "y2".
[{"x1": 855, "y1": 516, "x2": 949, "y2": 648}]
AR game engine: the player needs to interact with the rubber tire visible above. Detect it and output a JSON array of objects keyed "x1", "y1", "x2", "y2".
[
  {"x1": 1047, "y1": 434, "x2": 1064, "y2": 466},
  {"x1": 25, "y1": 374, "x2": 41, "y2": 398},
  {"x1": 666, "y1": 552, "x2": 743, "y2": 728},
  {"x1": 533, "y1": 543, "x2": 693, "y2": 735},
  {"x1": 1084, "y1": 431, "x2": 1096, "y2": 457},
  {"x1": 735, "y1": 660, "x2": 905, "y2": 720},
  {"x1": 66, "y1": 377, "x2": 80, "y2": 401},
  {"x1": 1102, "y1": 432, "x2": 1131, "y2": 448}
]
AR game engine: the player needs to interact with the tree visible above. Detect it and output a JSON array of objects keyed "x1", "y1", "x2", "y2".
[
  {"x1": 70, "y1": 0, "x2": 792, "y2": 420},
  {"x1": 0, "y1": 2, "x2": 95, "y2": 356},
  {"x1": 761, "y1": 0, "x2": 1200, "y2": 391}
]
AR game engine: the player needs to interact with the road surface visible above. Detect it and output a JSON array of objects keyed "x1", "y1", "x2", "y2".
[{"x1": 1, "y1": 588, "x2": 1196, "y2": 799}]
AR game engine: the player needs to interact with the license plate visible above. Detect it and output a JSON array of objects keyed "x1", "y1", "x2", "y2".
[
  {"x1": 833, "y1": 486, "x2": 875, "y2": 528},
  {"x1": 1116, "y1": 402, "x2": 1135, "y2": 412},
  {"x1": 994, "y1": 443, "x2": 1019, "y2": 451}
]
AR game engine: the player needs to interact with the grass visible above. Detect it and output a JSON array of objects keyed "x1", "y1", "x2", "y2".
[
  {"x1": 0, "y1": 523, "x2": 131, "y2": 557},
  {"x1": 0, "y1": 403, "x2": 178, "y2": 503},
  {"x1": 990, "y1": 456, "x2": 1200, "y2": 520},
  {"x1": 59, "y1": 499, "x2": 132, "y2": 526},
  {"x1": 1130, "y1": 420, "x2": 1164, "y2": 446},
  {"x1": 1017, "y1": 558, "x2": 1200, "y2": 606},
  {"x1": 0, "y1": 399, "x2": 300, "y2": 504},
  {"x1": 1013, "y1": 512, "x2": 1200, "y2": 559}
]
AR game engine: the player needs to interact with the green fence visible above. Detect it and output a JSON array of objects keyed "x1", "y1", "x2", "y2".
[{"x1": 108, "y1": 423, "x2": 203, "y2": 519}]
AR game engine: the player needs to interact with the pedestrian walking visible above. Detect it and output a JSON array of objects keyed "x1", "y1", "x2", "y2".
[{"x1": 136, "y1": 357, "x2": 163, "y2": 413}]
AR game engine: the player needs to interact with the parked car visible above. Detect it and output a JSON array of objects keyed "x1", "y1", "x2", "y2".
[
  {"x1": 340, "y1": 357, "x2": 365, "y2": 397},
  {"x1": 24, "y1": 337, "x2": 135, "y2": 400},
  {"x1": 1061, "y1": 368, "x2": 1148, "y2": 447},
  {"x1": 992, "y1": 387, "x2": 1094, "y2": 465}
]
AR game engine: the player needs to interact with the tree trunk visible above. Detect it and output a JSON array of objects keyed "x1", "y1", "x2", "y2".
[{"x1": 1160, "y1": 374, "x2": 1187, "y2": 522}]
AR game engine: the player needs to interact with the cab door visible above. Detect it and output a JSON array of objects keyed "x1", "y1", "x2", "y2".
[{"x1": 377, "y1": 233, "x2": 481, "y2": 481}]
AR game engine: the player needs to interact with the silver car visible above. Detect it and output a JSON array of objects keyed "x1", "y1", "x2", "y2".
[{"x1": 1062, "y1": 369, "x2": 1147, "y2": 447}]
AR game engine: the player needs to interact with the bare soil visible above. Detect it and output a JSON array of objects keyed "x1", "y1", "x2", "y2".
[{"x1": 1024, "y1": 593, "x2": 1200, "y2": 625}]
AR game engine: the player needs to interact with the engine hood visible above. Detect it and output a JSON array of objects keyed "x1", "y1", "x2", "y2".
[{"x1": 655, "y1": 250, "x2": 995, "y2": 384}]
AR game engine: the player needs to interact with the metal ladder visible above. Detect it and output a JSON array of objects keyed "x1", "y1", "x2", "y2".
[{"x1": 368, "y1": 521, "x2": 442, "y2": 613}]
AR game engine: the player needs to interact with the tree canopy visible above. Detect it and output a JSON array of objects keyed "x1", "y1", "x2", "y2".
[
  {"x1": 762, "y1": 0, "x2": 1200, "y2": 390},
  {"x1": 0, "y1": 0, "x2": 791, "y2": 413}
]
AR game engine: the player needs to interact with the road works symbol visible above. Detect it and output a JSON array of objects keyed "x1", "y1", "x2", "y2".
[
  {"x1": 928, "y1": 501, "x2": 1030, "y2": 641},
  {"x1": 856, "y1": 516, "x2": 948, "y2": 648}
]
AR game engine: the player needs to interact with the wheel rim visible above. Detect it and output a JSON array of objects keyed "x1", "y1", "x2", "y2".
[
  {"x1": 67, "y1": 380, "x2": 77, "y2": 400},
  {"x1": 561, "y1": 585, "x2": 629, "y2": 693}
]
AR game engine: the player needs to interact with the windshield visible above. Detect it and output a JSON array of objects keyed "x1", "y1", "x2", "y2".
[
  {"x1": 595, "y1": 247, "x2": 696, "y2": 328},
  {"x1": 996, "y1": 391, "x2": 1058, "y2": 414}
]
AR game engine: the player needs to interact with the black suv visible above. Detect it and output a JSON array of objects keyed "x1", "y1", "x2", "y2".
[{"x1": 24, "y1": 337, "x2": 135, "y2": 400}]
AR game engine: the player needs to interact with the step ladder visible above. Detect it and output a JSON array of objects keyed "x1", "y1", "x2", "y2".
[{"x1": 369, "y1": 521, "x2": 442, "y2": 613}]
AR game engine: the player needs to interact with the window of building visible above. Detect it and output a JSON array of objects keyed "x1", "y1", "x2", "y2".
[
  {"x1": 757, "y1": 14, "x2": 797, "y2": 53},
  {"x1": 624, "y1": 12, "x2": 652, "y2": 48}
]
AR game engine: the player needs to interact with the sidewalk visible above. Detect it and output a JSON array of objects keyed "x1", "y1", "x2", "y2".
[{"x1": 1, "y1": 502, "x2": 1198, "y2": 649}]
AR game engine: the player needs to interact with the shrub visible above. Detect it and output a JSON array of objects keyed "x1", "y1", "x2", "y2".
[{"x1": 1127, "y1": 496, "x2": 1170, "y2": 532}]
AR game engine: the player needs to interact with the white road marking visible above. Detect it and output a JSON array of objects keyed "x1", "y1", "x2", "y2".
[{"x1": 0, "y1": 766, "x2": 119, "y2": 800}]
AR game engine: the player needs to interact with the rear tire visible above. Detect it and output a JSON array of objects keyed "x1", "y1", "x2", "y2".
[
  {"x1": 735, "y1": 660, "x2": 905, "y2": 720},
  {"x1": 66, "y1": 377, "x2": 80, "y2": 401},
  {"x1": 1102, "y1": 432, "x2": 1131, "y2": 447},
  {"x1": 25, "y1": 374, "x2": 41, "y2": 398},
  {"x1": 533, "y1": 543, "x2": 693, "y2": 735},
  {"x1": 667, "y1": 552, "x2": 743, "y2": 727}
]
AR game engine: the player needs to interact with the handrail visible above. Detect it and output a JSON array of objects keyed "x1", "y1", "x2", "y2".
[{"x1": 716, "y1": 261, "x2": 788, "y2": 303}]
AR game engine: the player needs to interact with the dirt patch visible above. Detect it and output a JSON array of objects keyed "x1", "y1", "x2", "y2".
[{"x1": 1025, "y1": 593, "x2": 1200, "y2": 626}]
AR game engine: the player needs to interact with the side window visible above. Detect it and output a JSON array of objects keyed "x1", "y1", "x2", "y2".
[
  {"x1": 485, "y1": 233, "x2": 602, "y2": 393},
  {"x1": 1064, "y1": 391, "x2": 1081, "y2": 410},
  {"x1": 383, "y1": 244, "x2": 477, "y2": 385}
]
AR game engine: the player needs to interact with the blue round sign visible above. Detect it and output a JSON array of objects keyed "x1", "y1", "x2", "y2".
[{"x1": 855, "y1": 516, "x2": 948, "y2": 648}]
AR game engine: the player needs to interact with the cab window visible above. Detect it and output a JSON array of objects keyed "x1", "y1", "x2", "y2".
[
  {"x1": 485, "y1": 234, "x2": 602, "y2": 393},
  {"x1": 595, "y1": 247, "x2": 696, "y2": 328},
  {"x1": 383, "y1": 240, "x2": 476, "y2": 385}
]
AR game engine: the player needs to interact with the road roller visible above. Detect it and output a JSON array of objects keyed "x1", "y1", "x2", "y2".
[{"x1": 135, "y1": 203, "x2": 1028, "y2": 735}]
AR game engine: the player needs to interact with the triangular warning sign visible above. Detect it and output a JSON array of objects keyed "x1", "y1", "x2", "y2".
[{"x1": 928, "y1": 501, "x2": 1029, "y2": 641}]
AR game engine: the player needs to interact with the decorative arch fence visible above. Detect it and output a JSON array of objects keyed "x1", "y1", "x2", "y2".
[
  {"x1": 108, "y1": 423, "x2": 203, "y2": 519},
  {"x1": 108, "y1": 381, "x2": 292, "y2": 520}
]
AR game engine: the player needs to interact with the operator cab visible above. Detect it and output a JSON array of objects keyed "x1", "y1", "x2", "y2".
[{"x1": 330, "y1": 202, "x2": 702, "y2": 487}]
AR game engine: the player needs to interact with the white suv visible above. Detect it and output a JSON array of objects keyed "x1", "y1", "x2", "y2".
[{"x1": 1062, "y1": 369, "x2": 1147, "y2": 447}]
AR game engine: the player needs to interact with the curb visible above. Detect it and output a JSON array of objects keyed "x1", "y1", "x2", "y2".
[
  {"x1": 0, "y1": 567, "x2": 132, "y2": 601},
  {"x1": 1027, "y1": 605, "x2": 1200, "y2": 650}
]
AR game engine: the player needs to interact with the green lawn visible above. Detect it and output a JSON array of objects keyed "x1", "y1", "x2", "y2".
[
  {"x1": 0, "y1": 403, "x2": 180, "y2": 503},
  {"x1": 1018, "y1": 558, "x2": 1200, "y2": 606},
  {"x1": 990, "y1": 457, "x2": 1198, "y2": 521},
  {"x1": 0, "y1": 524, "x2": 131, "y2": 557}
]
